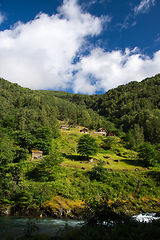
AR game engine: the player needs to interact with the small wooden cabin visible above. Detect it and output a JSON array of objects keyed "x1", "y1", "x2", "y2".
[
  {"x1": 98, "y1": 128, "x2": 106, "y2": 132},
  {"x1": 80, "y1": 128, "x2": 88, "y2": 133},
  {"x1": 31, "y1": 150, "x2": 43, "y2": 160},
  {"x1": 94, "y1": 128, "x2": 106, "y2": 136}
]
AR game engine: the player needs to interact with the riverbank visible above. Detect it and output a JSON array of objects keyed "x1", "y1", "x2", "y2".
[
  {"x1": 0, "y1": 196, "x2": 85, "y2": 220},
  {"x1": 1, "y1": 213, "x2": 160, "y2": 240},
  {"x1": 1, "y1": 195, "x2": 160, "y2": 220}
]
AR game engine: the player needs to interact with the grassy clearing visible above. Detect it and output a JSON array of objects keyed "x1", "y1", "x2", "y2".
[{"x1": 54, "y1": 128, "x2": 143, "y2": 171}]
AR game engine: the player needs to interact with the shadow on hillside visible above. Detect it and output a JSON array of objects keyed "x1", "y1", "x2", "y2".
[
  {"x1": 63, "y1": 153, "x2": 82, "y2": 161},
  {"x1": 146, "y1": 170, "x2": 160, "y2": 183},
  {"x1": 26, "y1": 167, "x2": 42, "y2": 181},
  {"x1": 120, "y1": 158, "x2": 143, "y2": 168}
]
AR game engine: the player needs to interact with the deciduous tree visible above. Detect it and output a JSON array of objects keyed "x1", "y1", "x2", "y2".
[
  {"x1": 138, "y1": 142, "x2": 157, "y2": 167},
  {"x1": 77, "y1": 134, "x2": 98, "y2": 160}
]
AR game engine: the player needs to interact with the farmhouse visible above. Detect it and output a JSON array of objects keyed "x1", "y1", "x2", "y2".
[
  {"x1": 80, "y1": 128, "x2": 88, "y2": 133},
  {"x1": 94, "y1": 127, "x2": 106, "y2": 136},
  {"x1": 31, "y1": 150, "x2": 43, "y2": 160},
  {"x1": 98, "y1": 128, "x2": 106, "y2": 132}
]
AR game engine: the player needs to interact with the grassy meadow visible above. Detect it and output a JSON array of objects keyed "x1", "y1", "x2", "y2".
[{"x1": 54, "y1": 126, "x2": 141, "y2": 171}]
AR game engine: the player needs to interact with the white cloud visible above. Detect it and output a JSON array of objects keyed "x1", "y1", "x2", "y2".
[
  {"x1": 72, "y1": 48, "x2": 160, "y2": 94},
  {"x1": 134, "y1": 0, "x2": 155, "y2": 15},
  {"x1": 0, "y1": 0, "x2": 108, "y2": 90},
  {"x1": 0, "y1": 0, "x2": 159, "y2": 94}
]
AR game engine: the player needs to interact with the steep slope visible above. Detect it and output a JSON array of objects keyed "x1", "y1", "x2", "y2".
[{"x1": 50, "y1": 74, "x2": 160, "y2": 143}]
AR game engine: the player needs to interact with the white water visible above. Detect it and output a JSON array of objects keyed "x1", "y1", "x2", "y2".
[
  {"x1": 0, "y1": 213, "x2": 160, "y2": 239},
  {"x1": 132, "y1": 212, "x2": 160, "y2": 223}
]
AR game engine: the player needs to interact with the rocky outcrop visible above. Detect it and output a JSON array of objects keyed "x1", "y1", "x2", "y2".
[{"x1": 41, "y1": 196, "x2": 84, "y2": 219}]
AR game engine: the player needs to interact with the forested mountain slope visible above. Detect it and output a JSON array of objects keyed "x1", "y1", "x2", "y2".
[
  {"x1": 1, "y1": 73, "x2": 160, "y2": 147},
  {"x1": 0, "y1": 77, "x2": 114, "y2": 156},
  {"x1": 51, "y1": 74, "x2": 160, "y2": 144},
  {"x1": 0, "y1": 78, "x2": 112, "y2": 132}
]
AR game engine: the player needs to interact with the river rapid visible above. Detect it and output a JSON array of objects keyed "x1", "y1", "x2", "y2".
[{"x1": 0, "y1": 213, "x2": 160, "y2": 240}]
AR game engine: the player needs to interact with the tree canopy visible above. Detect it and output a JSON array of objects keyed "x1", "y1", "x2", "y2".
[
  {"x1": 138, "y1": 142, "x2": 158, "y2": 167},
  {"x1": 77, "y1": 134, "x2": 98, "y2": 160}
]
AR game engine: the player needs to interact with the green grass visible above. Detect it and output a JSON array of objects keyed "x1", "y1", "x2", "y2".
[{"x1": 54, "y1": 128, "x2": 143, "y2": 171}]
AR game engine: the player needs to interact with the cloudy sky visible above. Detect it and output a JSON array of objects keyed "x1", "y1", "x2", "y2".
[{"x1": 0, "y1": 0, "x2": 159, "y2": 94}]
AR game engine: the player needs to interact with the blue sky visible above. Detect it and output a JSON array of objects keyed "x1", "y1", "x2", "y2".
[{"x1": 0, "y1": 0, "x2": 159, "y2": 94}]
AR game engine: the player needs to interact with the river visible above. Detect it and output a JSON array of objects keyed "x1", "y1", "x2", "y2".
[
  {"x1": 0, "y1": 213, "x2": 160, "y2": 240},
  {"x1": 0, "y1": 216, "x2": 84, "y2": 240}
]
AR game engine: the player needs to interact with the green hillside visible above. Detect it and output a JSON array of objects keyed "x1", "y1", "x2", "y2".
[
  {"x1": 51, "y1": 74, "x2": 160, "y2": 144},
  {"x1": 0, "y1": 74, "x2": 160, "y2": 219}
]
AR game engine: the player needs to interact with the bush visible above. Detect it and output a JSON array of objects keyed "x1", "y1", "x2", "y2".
[
  {"x1": 13, "y1": 147, "x2": 29, "y2": 163},
  {"x1": 89, "y1": 160, "x2": 107, "y2": 181},
  {"x1": 138, "y1": 142, "x2": 158, "y2": 167}
]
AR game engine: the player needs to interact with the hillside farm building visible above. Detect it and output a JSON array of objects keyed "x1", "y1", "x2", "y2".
[
  {"x1": 94, "y1": 128, "x2": 106, "y2": 136},
  {"x1": 31, "y1": 150, "x2": 43, "y2": 160},
  {"x1": 80, "y1": 128, "x2": 88, "y2": 133}
]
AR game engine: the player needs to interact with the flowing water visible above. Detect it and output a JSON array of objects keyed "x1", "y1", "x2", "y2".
[
  {"x1": 0, "y1": 213, "x2": 160, "y2": 240},
  {"x1": 133, "y1": 212, "x2": 160, "y2": 223},
  {"x1": 0, "y1": 216, "x2": 84, "y2": 240}
]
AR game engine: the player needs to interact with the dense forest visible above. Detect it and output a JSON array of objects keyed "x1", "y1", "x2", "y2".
[
  {"x1": 50, "y1": 74, "x2": 160, "y2": 145},
  {"x1": 0, "y1": 76, "x2": 116, "y2": 157},
  {"x1": 1, "y1": 74, "x2": 160, "y2": 143}
]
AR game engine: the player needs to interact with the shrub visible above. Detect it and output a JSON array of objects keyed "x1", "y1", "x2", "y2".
[
  {"x1": 89, "y1": 160, "x2": 107, "y2": 181},
  {"x1": 138, "y1": 142, "x2": 158, "y2": 167}
]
